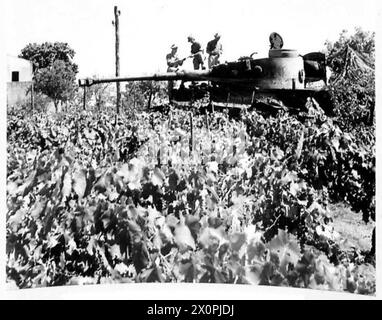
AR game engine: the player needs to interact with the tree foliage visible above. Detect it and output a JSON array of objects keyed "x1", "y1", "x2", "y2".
[
  {"x1": 19, "y1": 42, "x2": 78, "y2": 74},
  {"x1": 33, "y1": 60, "x2": 77, "y2": 111},
  {"x1": 325, "y1": 28, "x2": 375, "y2": 127},
  {"x1": 79, "y1": 80, "x2": 113, "y2": 111},
  {"x1": 19, "y1": 42, "x2": 79, "y2": 111},
  {"x1": 123, "y1": 81, "x2": 168, "y2": 114}
]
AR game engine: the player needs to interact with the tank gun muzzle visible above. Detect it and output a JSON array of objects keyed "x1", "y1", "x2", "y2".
[{"x1": 78, "y1": 79, "x2": 95, "y2": 87}]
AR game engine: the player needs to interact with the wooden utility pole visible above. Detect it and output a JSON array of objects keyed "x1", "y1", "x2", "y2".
[{"x1": 113, "y1": 6, "x2": 121, "y2": 114}]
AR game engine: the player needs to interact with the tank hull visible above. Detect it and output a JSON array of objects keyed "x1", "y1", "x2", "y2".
[{"x1": 171, "y1": 83, "x2": 332, "y2": 114}]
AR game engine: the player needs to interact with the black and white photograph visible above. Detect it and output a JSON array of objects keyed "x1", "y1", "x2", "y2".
[{"x1": 4, "y1": 0, "x2": 378, "y2": 297}]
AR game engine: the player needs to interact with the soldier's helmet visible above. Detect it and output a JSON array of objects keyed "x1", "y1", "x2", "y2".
[
  {"x1": 170, "y1": 44, "x2": 178, "y2": 50},
  {"x1": 269, "y1": 32, "x2": 283, "y2": 50},
  {"x1": 187, "y1": 35, "x2": 195, "y2": 41}
]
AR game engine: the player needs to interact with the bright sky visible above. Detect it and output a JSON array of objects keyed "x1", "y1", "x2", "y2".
[{"x1": 4, "y1": 0, "x2": 380, "y2": 78}]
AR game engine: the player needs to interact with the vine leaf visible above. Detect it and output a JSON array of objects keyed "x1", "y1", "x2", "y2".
[
  {"x1": 72, "y1": 169, "x2": 87, "y2": 199},
  {"x1": 61, "y1": 169, "x2": 72, "y2": 200},
  {"x1": 174, "y1": 217, "x2": 196, "y2": 252},
  {"x1": 267, "y1": 229, "x2": 301, "y2": 276}
]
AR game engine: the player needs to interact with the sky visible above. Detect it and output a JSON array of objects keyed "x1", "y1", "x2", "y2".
[{"x1": 4, "y1": 0, "x2": 380, "y2": 78}]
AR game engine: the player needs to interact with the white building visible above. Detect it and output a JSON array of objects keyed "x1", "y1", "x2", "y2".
[{"x1": 6, "y1": 55, "x2": 33, "y2": 107}]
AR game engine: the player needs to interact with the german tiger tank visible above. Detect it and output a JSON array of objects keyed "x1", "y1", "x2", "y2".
[{"x1": 79, "y1": 33, "x2": 333, "y2": 114}]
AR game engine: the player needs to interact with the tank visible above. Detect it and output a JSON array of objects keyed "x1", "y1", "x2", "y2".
[{"x1": 79, "y1": 34, "x2": 333, "y2": 114}]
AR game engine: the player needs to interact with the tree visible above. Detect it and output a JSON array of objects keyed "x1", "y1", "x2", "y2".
[
  {"x1": 81, "y1": 80, "x2": 113, "y2": 111},
  {"x1": 33, "y1": 60, "x2": 77, "y2": 112},
  {"x1": 122, "y1": 80, "x2": 167, "y2": 114},
  {"x1": 325, "y1": 27, "x2": 375, "y2": 127},
  {"x1": 93, "y1": 84, "x2": 112, "y2": 110},
  {"x1": 326, "y1": 27, "x2": 374, "y2": 75},
  {"x1": 326, "y1": 28, "x2": 375, "y2": 262},
  {"x1": 19, "y1": 42, "x2": 78, "y2": 74},
  {"x1": 19, "y1": 42, "x2": 79, "y2": 112}
]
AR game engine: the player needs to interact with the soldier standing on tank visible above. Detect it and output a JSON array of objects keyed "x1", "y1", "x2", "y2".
[
  {"x1": 166, "y1": 44, "x2": 185, "y2": 101},
  {"x1": 166, "y1": 44, "x2": 185, "y2": 72},
  {"x1": 206, "y1": 33, "x2": 223, "y2": 69},
  {"x1": 187, "y1": 35, "x2": 205, "y2": 70}
]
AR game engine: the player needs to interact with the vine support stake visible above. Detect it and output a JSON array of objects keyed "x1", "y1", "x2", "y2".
[
  {"x1": 205, "y1": 108, "x2": 210, "y2": 133},
  {"x1": 189, "y1": 111, "x2": 194, "y2": 156},
  {"x1": 30, "y1": 82, "x2": 35, "y2": 111},
  {"x1": 83, "y1": 86, "x2": 86, "y2": 110}
]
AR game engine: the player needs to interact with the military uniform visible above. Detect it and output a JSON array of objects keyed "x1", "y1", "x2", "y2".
[
  {"x1": 166, "y1": 45, "x2": 184, "y2": 101},
  {"x1": 189, "y1": 39, "x2": 205, "y2": 70},
  {"x1": 206, "y1": 37, "x2": 222, "y2": 69},
  {"x1": 166, "y1": 52, "x2": 183, "y2": 72}
]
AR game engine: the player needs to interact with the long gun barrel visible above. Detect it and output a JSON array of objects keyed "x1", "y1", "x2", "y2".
[
  {"x1": 78, "y1": 69, "x2": 263, "y2": 87},
  {"x1": 79, "y1": 70, "x2": 213, "y2": 87}
]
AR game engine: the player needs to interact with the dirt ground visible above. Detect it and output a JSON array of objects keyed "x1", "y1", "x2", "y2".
[{"x1": 328, "y1": 203, "x2": 375, "y2": 252}]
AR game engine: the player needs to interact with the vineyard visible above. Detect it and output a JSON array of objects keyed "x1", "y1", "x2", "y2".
[{"x1": 6, "y1": 98, "x2": 375, "y2": 294}]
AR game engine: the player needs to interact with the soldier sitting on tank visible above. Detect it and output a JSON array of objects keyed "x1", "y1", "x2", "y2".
[
  {"x1": 187, "y1": 35, "x2": 206, "y2": 70},
  {"x1": 206, "y1": 33, "x2": 223, "y2": 69}
]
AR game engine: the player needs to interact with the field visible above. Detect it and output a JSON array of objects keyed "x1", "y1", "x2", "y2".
[
  {"x1": 329, "y1": 203, "x2": 374, "y2": 253},
  {"x1": 6, "y1": 102, "x2": 375, "y2": 294}
]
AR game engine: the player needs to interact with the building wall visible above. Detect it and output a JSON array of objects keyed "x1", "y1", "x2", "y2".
[
  {"x1": 6, "y1": 55, "x2": 33, "y2": 82},
  {"x1": 7, "y1": 82, "x2": 32, "y2": 107},
  {"x1": 6, "y1": 55, "x2": 33, "y2": 107}
]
